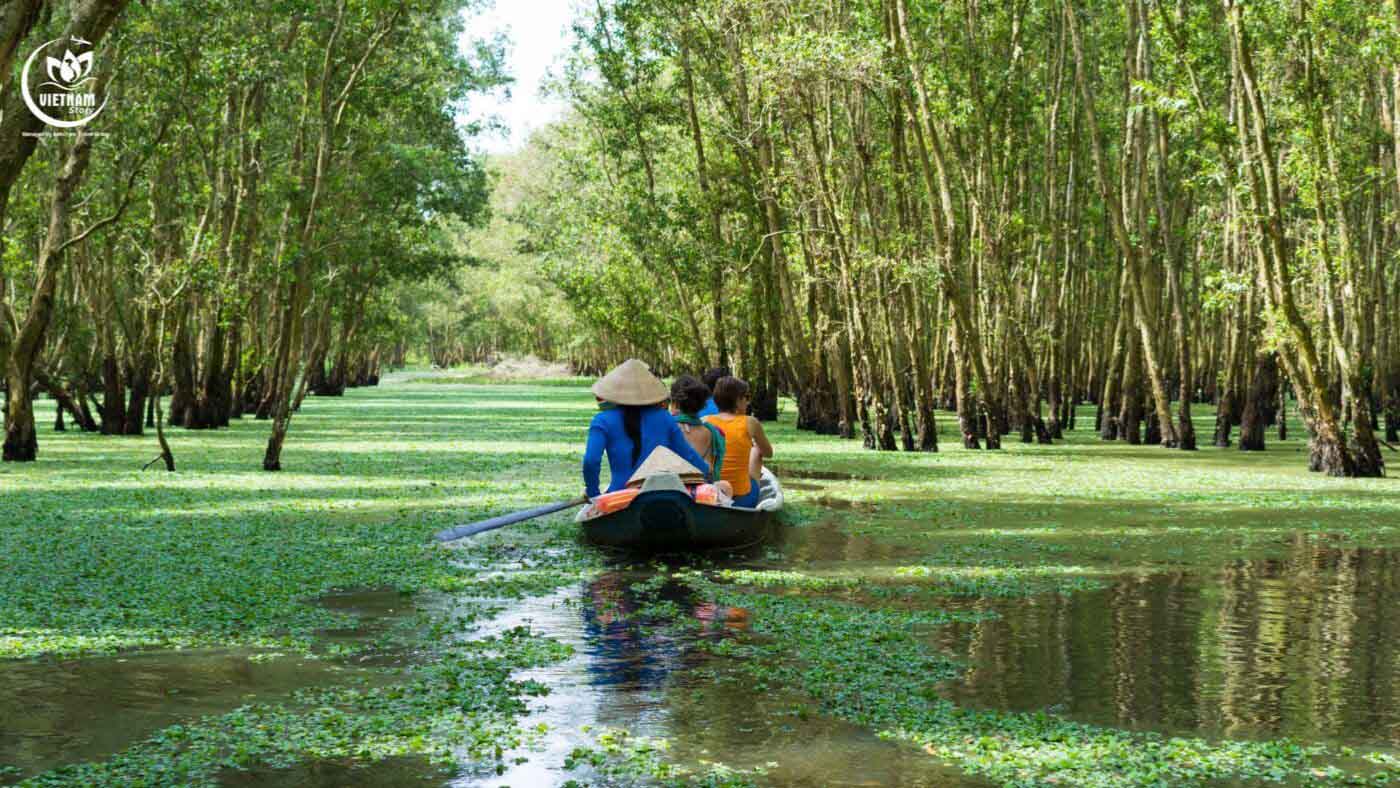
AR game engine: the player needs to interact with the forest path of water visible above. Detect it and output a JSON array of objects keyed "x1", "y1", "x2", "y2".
[{"x1": 2, "y1": 376, "x2": 1398, "y2": 786}]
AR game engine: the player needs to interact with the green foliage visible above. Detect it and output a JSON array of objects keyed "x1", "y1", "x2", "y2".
[
  {"x1": 403, "y1": 151, "x2": 582, "y2": 368},
  {"x1": 564, "y1": 728, "x2": 764, "y2": 787}
]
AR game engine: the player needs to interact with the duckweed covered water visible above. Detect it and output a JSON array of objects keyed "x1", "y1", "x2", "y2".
[
  {"x1": 4, "y1": 379, "x2": 1400, "y2": 785},
  {"x1": 2, "y1": 649, "x2": 367, "y2": 780},
  {"x1": 0, "y1": 589, "x2": 418, "y2": 784},
  {"x1": 479, "y1": 565, "x2": 990, "y2": 787}
]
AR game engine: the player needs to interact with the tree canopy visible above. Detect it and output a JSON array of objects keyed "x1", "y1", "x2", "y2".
[{"x1": 507, "y1": 0, "x2": 1400, "y2": 477}]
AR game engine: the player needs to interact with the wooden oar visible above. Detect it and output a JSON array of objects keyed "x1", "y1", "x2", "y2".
[{"x1": 434, "y1": 496, "x2": 589, "y2": 543}]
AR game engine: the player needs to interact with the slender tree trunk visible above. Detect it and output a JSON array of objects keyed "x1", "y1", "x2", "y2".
[
  {"x1": 1227, "y1": 0, "x2": 1366, "y2": 476},
  {"x1": 1065, "y1": 0, "x2": 1177, "y2": 448},
  {"x1": 35, "y1": 369, "x2": 98, "y2": 433},
  {"x1": 4, "y1": 133, "x2": 96, "y2": 461}
]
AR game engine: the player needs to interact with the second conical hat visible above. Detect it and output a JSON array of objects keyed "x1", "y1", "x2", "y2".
[
  {"x1": 627, "y1": 445, "x2": 705, "y2": 487},
  {"x1": 592, "y1": 359, "x2": 668, "y2": 406}
]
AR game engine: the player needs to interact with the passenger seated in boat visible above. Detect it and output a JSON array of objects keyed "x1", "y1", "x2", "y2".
[
  {"x1": 583, "y1": 359, "x2": 712, "y2": 500},
  {"x1": 703, "y1": 376, "x2": 774, "y2": 508},
  {"x1": 697, "y1": 366, "x2": 730, "y2": 417},
  {"x1": 668, "y1": 375, "x2": 733, "y2": 500}
]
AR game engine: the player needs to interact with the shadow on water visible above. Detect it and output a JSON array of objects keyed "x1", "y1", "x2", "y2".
[
  {"x1": 933, "y1": 544, "x2": 1400, "y2": 748},
  {"x1": 0, "y1": 589, "x2": 419, "y2": 785}
]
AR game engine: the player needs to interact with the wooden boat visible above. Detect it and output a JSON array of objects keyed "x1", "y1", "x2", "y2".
[{"x1": 577, "y1": 468, "x2": 784, "y2": 552}]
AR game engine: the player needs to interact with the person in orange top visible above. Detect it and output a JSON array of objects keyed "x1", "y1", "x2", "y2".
[{"x1": 703, "y1": 376, "x2": 774, "y2": 508}]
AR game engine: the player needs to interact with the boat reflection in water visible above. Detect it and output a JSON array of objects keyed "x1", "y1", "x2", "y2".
[
  {"x1": 580, "y1": 570, "x2": 750, "y2": 690},
  {"x1": 550, "y1": 568, "x2": 990, "y2": 787}
]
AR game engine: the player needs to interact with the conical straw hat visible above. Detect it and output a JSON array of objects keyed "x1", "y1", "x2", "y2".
[
  {"x1": 592, "y1": 359, "x2": 668, "y2": 406},
  {"x1": 627, "y1": 445, "x2": 705, "y2": 487}
]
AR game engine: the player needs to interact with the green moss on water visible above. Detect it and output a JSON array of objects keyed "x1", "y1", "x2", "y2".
[
  {"x1": 2, "y1": 381, "x2": 603, "y2": 784},
  {"x1": 0, "y1": 383, "x2": 599, "y2": 660},
  {"x1": 3, "y1": 382, "x2": 1399, "y2": 785},
  {"x1": 667, "y1": 572, "x2": 1394, "y2": 787},
  {"x1": 20, "y1": 628, "x2": 571, "y2": 787},
  {"x1": 563, "y1": 728, "x2": 765, "y2": 787}
]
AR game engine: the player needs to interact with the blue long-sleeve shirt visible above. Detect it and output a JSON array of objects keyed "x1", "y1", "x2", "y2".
[{"x1": 583, "y1": 406, "x2": 711, "y2": 497}]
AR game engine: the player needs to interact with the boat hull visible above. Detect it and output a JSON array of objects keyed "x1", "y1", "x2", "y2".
[
  {"x1": 580, "y1": 470, "x2": 783, "y2": 553},
  {"x1": 582, "y1": 491, "x2": 773, "y2": 551}
]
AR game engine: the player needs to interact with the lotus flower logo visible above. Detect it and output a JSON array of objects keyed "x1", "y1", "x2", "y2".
[
  {"x1": 21, "y1": 36, "x2": 108, "y2": 128},
  {"x1": 45, "y1": 49, "x2": 93, "y2": 88}
]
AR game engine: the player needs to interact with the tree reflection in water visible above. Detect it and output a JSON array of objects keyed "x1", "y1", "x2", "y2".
[{"x1": 935, "y1": 541, "x2": 1400, "y2": 747}]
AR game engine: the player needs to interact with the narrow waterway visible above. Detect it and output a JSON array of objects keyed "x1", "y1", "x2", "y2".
[
  {"x1": 471, "y1": 557, "x2": 988, "y2": 787},
  {"x1": 5, "y1": 520, "x2": 1399, "y2": 786}
]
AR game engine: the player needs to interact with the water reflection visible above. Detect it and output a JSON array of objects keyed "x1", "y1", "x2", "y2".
[
  {"x1": 935, "y1": 543, "x2": 1400, "y2": 747},
  {"x1": 582, "y1": 571, "x2": 749, "y2": 689},
  {"x1": 479, "y1": 568, "x2": 987, "y2": 787},
  {"x1": 782, "y1": 519, "x2": 918, "y2": 565}
]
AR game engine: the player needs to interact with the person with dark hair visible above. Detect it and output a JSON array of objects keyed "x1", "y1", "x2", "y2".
[
  {"x1": 704, "y1": 376, "x2": 774, "y2": 508},
  {"x1": 583, "y1": 360, "x2": 711, "y2": 499},
  {"x1": 697, "y1": 366, "x2": 730, "y2": 417},
  {"x1": 668, "y1": 375, "x2": 728, "y2": 491}
]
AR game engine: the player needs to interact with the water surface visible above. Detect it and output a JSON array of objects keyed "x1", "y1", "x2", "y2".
[
  {"x1": 476, "y1": 564, "x2": 988, "y2": 787},
  {"x1": 0, "y1": 589, "x2": 417, "y2": 784},
  {"x1": 934, "y1": 544, "x2": 1400, "y2": 747},
  {"x1": 9, "y1": 526, "x2": 1400, "y2": 786}
]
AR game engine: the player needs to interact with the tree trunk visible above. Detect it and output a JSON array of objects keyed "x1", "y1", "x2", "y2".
[
  {"x1": 4, "y1": 133, "x2": 96, "y2": 461},
  {"x1": 1385, "y1": 367, "x2": 1400, "y2": 443},
  {"x1": 1227, "y1": 0, "x2": 1362, "y2": 474},
  {"x1": 123, "y1": 357, "x2": 151, "y2": 437},
  {"x1": 168, "y1": 307, "x2": 195, "y2": 427},
  {"x1": 1119, "y1": 327, "x2": 1144, "y2": 445},
  {"x1": 35, "y1": 369, "x2": 98, "y2": 433},
  {"x1": 1099, "y1": 269, "x2": 1129, "y2": 440},
  {"x1": 1239, "y1": 353, "x2": 1276, "y2": 451}
]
